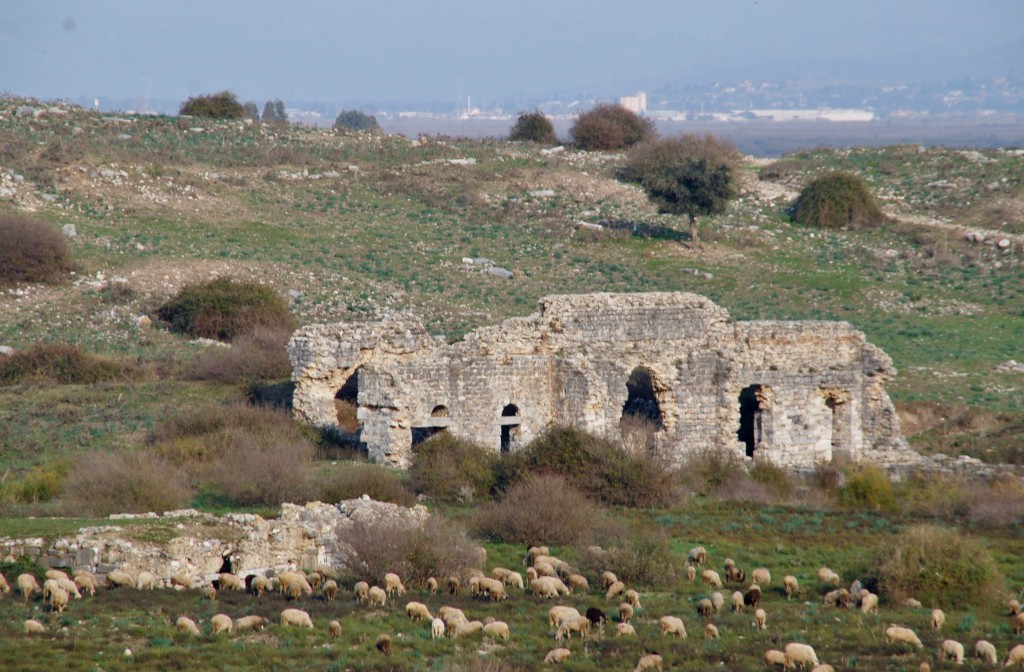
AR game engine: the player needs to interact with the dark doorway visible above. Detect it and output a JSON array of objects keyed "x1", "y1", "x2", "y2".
[
  {"x1": 621, "y1": 367, "x2": 664, "y2": 429},
  {"x1": 738, "y1": 385, "x2": 768, "y2": 458},
  {"x1": 412, "y1": 405, "x2": 451, "y2": 447},
  {"x1": 334, "y1": 368, "x2": 361, "y2": 434},
  {"x1": 500, "y1": 404, "x2": 520, "y2": 453}
]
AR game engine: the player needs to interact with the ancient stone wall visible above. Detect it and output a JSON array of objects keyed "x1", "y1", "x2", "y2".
[{"x1": 288, "y1": 292, "x2": 911, "y2": 468}]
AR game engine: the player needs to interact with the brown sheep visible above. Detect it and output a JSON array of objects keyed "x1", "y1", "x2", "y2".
[
  {"x1": 328, "y1": 620, "x2": 342, "y2": 639},
  {"x1": 376, "y1": 633, "x2": 393, "y2": 656}
]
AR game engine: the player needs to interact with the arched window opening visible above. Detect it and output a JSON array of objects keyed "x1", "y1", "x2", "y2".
[
  {"x1": 620, "y1": 367, "x2": 665, "y2": 429},
  {"x1": 824, "y1": 389, "x2": 851, "y2": 460},
  {"x1": 412, "y1": 404, "x2": 452, "y2": 447},
  {"x1": 500, "y1": 404, "x2": 521, "y2": 453},
  {"x1": 431, "y1": 405, "x2": 450, "y2": 418},
  {"x1": 738, "y1": 384, "x2": 772, "y2": 458}
]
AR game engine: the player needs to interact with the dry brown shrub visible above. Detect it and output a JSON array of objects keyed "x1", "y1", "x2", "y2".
[
  {"x1": 578, "y1": 523, "x2": 679, "y2": 588},
  {"x1": 63, "y1": 451, "x2": 193, "y2": 516},
  {"x1": 315, "y1": 463, "x2": 415, "y2": 507},
  {"x1": 0, "y1": 214, "x2": 75, "y2": 287},
  {"x1": 185, "y1": 324, "x2": 293, "y2": 383},
  {"x1": 0, "y1": 343, "x2": 145, "y2": 386}
]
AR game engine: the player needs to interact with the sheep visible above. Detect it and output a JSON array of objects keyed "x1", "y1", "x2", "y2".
[
  {"x1": 24, "y1": 619, "x2": 46, "y2": 634},
  {"x1": 368, "y1": 585, "x2": 387, "y2": 607},
  {"x1": 453, "y1": 620, "x2": 485, "y2": 638},
  {"x1": 745, "y1": 583, "x2": 762, "y2": 608},
  {"x1": 885, "y1": 625, "x2": 924, "y2": 649},
  {"x1": 307, "y1": 571, "x2": 322, "y2": 590},
  {"x1": 234, "y1": 615, "x2": 265, "y2": 632},
  {"x1": 586, "y1": 607, "x2": 607, "y2": 629},
  {"x1": 752, "y1": 568, "x2": 771, "y2": 586},
  {"x1": 406, "y1": 601, "x2": 432, "y2": 621},
  {"x1": 277, "y1": 571, "x2": 312, "y2": 597},
  {"x1": 74, "y1": 573, "x2": 96, "y2": 596},
  {"x1": 532, "y1": 576, "x2": 570, "y2": 599},
  {"x1": 548, "y1": 606, "x2": 581, "y2": 630},
  {"x1": 556, "y1": 616, "x2": 590, "y2": 640},
  {"x1": 170, "y1": 572, "x2": 194, "y2": 590},
  {"x1": 49, "y1": 587, "x2": 69, "y2": 613},
  {"x1": 724, "y1": 557, "x2": 736, "y2": 569},
  {"x1": 860, "y1": 592, "x2": 879, "y2": 614},
  {"x1": 754, "y1": 607, "x2": 767, "y2": 630},
  {"x1": 659, "y1": 615, "x2": 688, "y2": 638},
  {"x1": 810, "y1": 666, "x2": 835, "y2": 672},
  {"x1": 616, "y1": 622, "x2": 637, "y2": 637},
  {"x1": 484, "y1": 620, "x2": 510, "y2": 641},
  {"x1": 478, "y1": 577, "x2": 509, "y2": 601},
  {"x1": 601, "y1": 571, "x2": 618, "y2": 589},
  {"x1": 688, "y1": 546, "x2": 707, "y2": 565},
  {"x1": 42, "y1": 578, "x2": 60, "y2": 601},
  {"x1": 439, "y1": 605, "x2": 468, "y2": 626},
  {"x1": 702, "y1": 569, "x2": 723, "y2": 588},
  {"x1": 567, "y1": 573, "x2": 589, "y2": 593},
  {"x1": 281, "y1": 608, "x2": 314, "y2": 628},
  {"x1": 202, "y1": 585, "x2": 217, "y2": 601},
  {"x1": 974, "y1": 639, "x2": 997, "y2": 664},
  {"x1": 0, "y1": 572, "x2": 10, "y2": 596},
  {"x1": 375, "y1": 633, "x2": 393, "y2": 656},
  {"x1": 18, "y1": 573, "x2": 40, "y2": 602},
  {"x1": 57, "y1": 577, "x2": 81, "y2": 599},
  {"x1": 624, "y1": 588, "x2": 642, "y2": 609},
  {"x1": 633, "y1": 653, "x2": 664, "y2": 672},
  {"x1": 605, "y1": 579, "x2": 626, "y2": 600},
  {"x1": 504, "y1": 571, "x2": 524, "y2": 590},
  {"x1": 431, "y1": 617, "x2": 445, "y2": 640},
  {"x1": 323, "y1": 579, "x2": 338, "y2": 602},
  {"x1": 697, "y1": 598, "x2": 714, "y2": 617},
  {"x1": 491, "y1": 567, "x2": 512, "y2": 582},
  {"x1": 425, "y1": 576, "x2": 438, "y2": 594},
  {"x1": 784, "y1": 575, "x2": 799, "y2": 600},
  {"x1": 211, "y1": 613, "x2": 234, "y2": 635},
  {"x1": 764, "y1": 649, "x2": 788, "y2": 669},
  {"x1": 544, "y1": 647, "x2": 571, "y2": 664},
  {"x1": 447, "y1": 575, "x2": 460, "y2": 595},
  {"x1": 1017, "y1": 612, "x2": 1024, "y2": 636},
  {"x1": 931, "y1": 608, "x2": 946, "y2": 631},
  {"x1": 526, "y1": 567, "x2": 538, "y2": 583},
  {"x1": 133, "y1": 571, "x2": 155, "y2": 590},
  {"x1": 725, "y1": 565, "x2": 746, "y2": 583},
  {"x1": 784, "y1": 642, "x2": 820, "y2": 670},
  {"x1": 685, "y1": 565, "x2": 697, "y2": 581},
  {"x1": 45, "y1": 569, "x2": 69, "y2": 581},
  {"x1": 904, "y1": 597, "x2": 922, "y2": 608},
  {"x1": 619, "y1": 602, "x2": 634, "y2": 623},
  {"x1": 384, "y1": 572, "x2": 406, "y2": 596},
  {"x1": 106, "y1": 569, "x2": 135, "y2": 589},
  {"x1": 325, "y1": 619, "x2": 341, "y2": 639},
  {"x1": 817, "y1": 567, "x2": 840, "y2": 586},
  {"x1": 176, "y1": 616, "x2": 201, "y2": 636},
  {"x1": 1010, "y1": 599, "x2": 1021, "y2": 616},
  {"x1": 732, "y1": 590, "x2": 745, "y2": 613},
  {"x1": 353, "y1": 580, "x2": 369, "y2": 603},
  {"x1": 940, "y1": 639, "x2": 965, "y2": 664},
  {"x1": 705, "y1": 623, "x2": 720, "y2": 639},
  {"x1": 711, "y1": 591, "x2": 725, "y2": 613},
  {"x1": 823, "y1": 589, "x2": 850, "y2": 607},
  {"x1": 1005, "y1": 644, "x2": 1024, "y2": 667},
  {"x1": 218, "y1": 572, "x2": 245, "y2": 591},
  {"x1": 534, "y1": 561, "x2": 558, "y2": 578}
]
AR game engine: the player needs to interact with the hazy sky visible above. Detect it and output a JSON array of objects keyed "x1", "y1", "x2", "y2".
[{"x1": 3, "y1": 1, "x2": 1022, "y2": 107}]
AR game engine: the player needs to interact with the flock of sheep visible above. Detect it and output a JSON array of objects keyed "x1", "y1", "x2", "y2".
[{"x1": 3, "y1": 542, "x2": 1024, "y2": 670}]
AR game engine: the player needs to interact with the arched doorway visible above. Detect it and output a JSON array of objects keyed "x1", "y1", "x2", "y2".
[
  {"x1": 500, "y1": 404, "x2": 521, "y2": 453},
  {"x1": 738, "y1": 384, "x2": 772, "y2": 458},
  {"x1": 412, "y1": 405, "x2": 451, "y2": 446},
  {"x1": 334, "y1": 368, "x2": 361, "y2": 434},
  {"x1": 620, "y1": 367, "x2": 664, "y2": 455}
]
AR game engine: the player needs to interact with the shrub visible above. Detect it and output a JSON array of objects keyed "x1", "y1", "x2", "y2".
[
  {"x1": 315, "y1": 463, "x2": 415, "y2": 507},
  {"x1": 340, "y1": 515, "x2": 479, "y2": 586},
  {"x1": 0, "y1": 343, "x2": 143, "y2": 386},
  {"x1": 569, "y1": 104, "x2": 654, "y2": 151},
  {"x1": 407, "y1": 433, "x2": 497, "y2": 503},
  {"x1": 333, "y1": 109, "x2": 380, "y2": 132},
  {"x1": 837, "y1": 463, "x2": 897, "y2": 512},
  {"x1": 578, "y1": 524, "x2": 680, "y2": 588},
  {"x1": 874, "y1": 524, "x2": 1004, "y2": 609},
  {"x1": 0, "y1": 462, "x2": 68, "y2": 504},
  {"x1": 185, "y1": 324, "x2": 294, "y2": 383},
  {"x1": 678, "y1": 446, "x2": 747, "y2": 498},
  {"x1": 0, "y1": 214, "x2": 74, "y2": 286},
  {"x1": 748, "y1": 459, "x2": 796, "y2": 501},
  {"x1": 62, "y1": 451, "x2": 193, "y2": 516},
  {"x1": 155, "y1": 276, "x2": 295, "y2": 342},
  {"x1": 179, "y1": 91, "x2": 246, "y2": 119},
  {"x1": 470, "y1": 474, "x2": 609, "y2": 546},
  {"x1": 508, "y1": 110, "x2": 558, "y2": 145},
  {"x1": 793, "y1": 171, "x2": 886, "y2": 230}
]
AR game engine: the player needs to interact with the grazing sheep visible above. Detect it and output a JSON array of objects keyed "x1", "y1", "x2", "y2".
[
  {"x1": 904, "y1": 597, "x2": 922, "y2": 608},
  {"x1": 234, "y1": 615, "x2": 265, "y2": 632},
  {"x1": 702, "y1": 569, "x2": 723, "y2": 588},
  {"x1": 784, "y1": 642, "x2": 819, "y2": 670},
  {"x1": 711, "y1": 591, "x2": 725, "y2": 614},
  {"x1": 697, "y1": 598, "x2": 714, "y2": 617},
  {"x1": 810, "y1": 666, "x2": 835, "y2": 672},
  {"x1": 176, "y1": 616, "x2": 201, "y2": 636},
  {"x1": 633, "y1": 653, "x2": 664, "y2": 672},
  {"x1": 525, "y1": 545, "x2": 550, "y2": 565},
  {"x1": 688, "y1": 546, "x2": 707, "y2": 566},
  {"x1": 754, "y1": 607, "x2": 767, "y2": 630},
  {"x1": 491, "y1": 567, "x2": 512, "y2": 582},
  {"x1": 453, "y1": 620, "x2": 485, "y2": 638},
  {"x1": 1005, "y1": 644, "x2": 1024, "y2": 667},
  {"x1": 1010, "y1": 599, "x2": 1021, "y2": 616},
  {"x1": 601, "y1": 571, "x2": 618, "y2": 589},
  {"x1": 817, "y1": 567, "x2": 840, "y2": 586},
  {"x1": 384, "y1": 572, "x2": 406, "y2": 596},
  {"x1": 931, "y1": 608, "x2": 946, "y2": 631},
  {"x1": 307, "y1": 571, "x2": 322, "y2": 590},
  {"x1": 625, "y1": 588, "x2": 642, "y2": 609},
  {"x1": 353, "y1": 580, "x2": 369, "y2": 603},
  {"x1": 322, "y1": 619, "x2": 339, "y2": 639},
  {"x1": 277, "y1": 571, "x2": 312, "y2": 597},
  {"x1": 526, "y1": 567, "x2": 538, "y2": 583},
  {"x1": 323, "y1": 579, "x2": 338, "y2": 602},
  {"x1": 24, "y1": 619, "x2": 46, "y2": 634},
  {"x1": 885, "y1": 625, "x2": 924, "y2": 649},
  {"x1": 202, "y1": 585, "x2": 217, "y2": 601},
  {"x1": 439, "y1": 605, "x2": 468, "y2": 625},
  {"x1": 725, "y1": 565, "x2": 746, "y2": 583},
  {"x1": 586, "y1": 607, "x2": 607, "y2": 629},
  {"x1": 556, "y1": 616, "x2": 590, "y2": 640},
  {"x1": 447, "y1": 575, "x2": 460, "y2": 595},
  {"x1": 544, "y1": 647, "x2": 571, "y2": 664},
  {"x1": 133, "y1": 571, "x2": 154, "y2": 590},
  {"x1": 823, "y1": 589, "x2": 849, "y2": 608},
  {"x1": 751, "y1": 568, "x2": 771, "y2": 586},
  {"x1": 568, "y1": 573, "x2": 589, "y2": 593},
  {"x1": 406, "y1": 601, "x2": 432, "y2": 621},
  {"x1": 281, "y1": 608, "x2": 314, "y2": 628},
  {"x1": 974, "y1": 639, "x2": 997, "y2": 664},
  {"x1": 106, "y1": 569, "x2": 135, "y2": 589},
  {"x1": 170, "y1": 572, "x2": 194, "y2": 590},
  {"x1": 74, "y1": 573, "x2": 96, "y2": 597},
  {"x1": 659, "y1": 615, "x2": 688, "y2": 638},
  {"x1": 1017, "y1": 612, "x2": 1024, "y2": 636},
  {"x1": 732, "y1": 590, "x2": 745, "y2": 613},
  {"x1": 724, "y1": 557, "x2": 736, "y2": 569},
  {"x1": 860, "y1": 592, "x2": 879, "y2": 614},
  {"x1": 685, "y1": 565, "x2": 697, "y2": 582},
  {"x1": 784, "y1": 575, "x2": 799, "y2": 600},
  {"x1": 616, "y1": 622, "x2": 637, "y2": 637},
  {"x1": 49, "y1": 587, "x2": 69, "y2": 613},
  {"x1": 504, "y1": 571, "x2": 525, "y2": 590},
  {"x1": 745, "y1": 583, "x2": 762, "y2": 608},
  {"x1": 45, "y1": 569, "x2": 69, "y2": 581},
  {"x1": 940, "y1": 639, "x2": 965, "y2": 664},
  {"x1": 368, "y1": 585, "x2": 387, "y2": 607},
  {"x1": 764, "y1": 649, "x2": 788, "y2": 669},
  {"x1": 484, "y1": 620, "x2": 510, "y2": 640},
  {"x1": 42, "y1": 578, "x2": 60, "y2": 601},
  {"x1": 425, "y1": 576, "x2": 438, "y2": 594},
  {"x1": 534, "y1": 561, "x2": 558, "y2": 578},
  {"x1": 211, "y1": 613, "x2": 233, "y2": 635},
  {"x1": 605, "y1": 580, "x2": 626, "y2": 600},
  {"x1": 376, "y1": 633, "x2": 392, "y2": 656},
  {"x1": 532, "y1": 576, "x2": 570, "y2": 599},
  {"x1": 548, "y1": 606, "x2": 581, "y2": 630},
  {"x1": 705, "y1": 623, "x2": 720, "y2": 639},
  {"x1": 57, "y1": 577, "x2": 81, "y2": 599},
  {"x1": 619, "y1": 602, "x2": 634, "y2": 623},
  {"x1": 478, "y1": 577, "x2": 509, "y2": 601},
  {"x1": 219, "y1": 572, "x2": 245, "y2": 591},
  {"x1": 431, "y1": 617, "x2": 445, "y2": 640},
  {"x1": 18, "y1": 573, "x2": 41, "y2": 602},
  {"x1": 918, "y1": 664, "x2": 929, "y2": 672}
]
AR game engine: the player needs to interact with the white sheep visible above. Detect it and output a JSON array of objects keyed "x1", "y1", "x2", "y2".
[
  {"x1": 234, "y1": 615, "x2": 265, "y2": 632},
  {"x1": 810, "y1": 665, "x2": 835, "y2": 672},
  {"x1": 685, "y1": 565, "x2": 697, "y2": 581},
  {"x1": 940, "y1": 639, "x2": 965, "y2": 664},
  {"x1": 483, "y1": 620, "x2": 510, "y2": 640},
  {"x1": 42, "y1": 578, "x2": 60, "y2": 601},
  {"x1": 431, "y1": 617, "x2": 445, "y2": 640},
  {"x1": 568, "y1": 573, "x2": 589, "y2": 593},
  {"x1": 406, "y1": 601, "x2": 432, "y2": 621},
  {"x1": 605, "y1": 579, "x2": 625, "y2": 600},
  {"x1": 764, "y1": 649, "x2": 787, "y2": 669},
  {"x1": 281, "y1": 608, "x2": 314, "y2": 628},
  {"x1": 328, "y1": 620, "x2": 342, "y2": 639},
  {"x1": 169, "y1": 572, "x2": 194, "y2": 590},
  {"x1": 616, "y1": 622, "x2": 637, "y2": 637},
  {"x1": 702, "y1": 569, "x2": 722, "y2": 587},
  {"x1": 696, "y1": 598, "x2": 714, "y2": 617},
  {"x1": 931, "y1": 608, "x2": 946, "y2": 631},
  {"x1": 203, "y1": 585, "x2": 217, "y2": 601},
  {"x1": 491, "y1": 567, "x2": 512, "y2": 581},
  {"x1": 17, "y1": 573, "x2": 40, "y2": 602},
  {"x1": 548, "y1": 606, "x2": 581, "y2": 630},
  {"x1": 323, "y1": 579, "x2": 338, "y2": 602},
  {"x1": 754, "y1": 607, "x2": 767, "y2": 630},
  {"x1": 885, "y1": 625, "x2": 923, "y2": 649},
  {"x1": 534, "y1": 561, "x2": 558, "y2": 578},
  {"x1": 817, "y1": 567, "x2": 840, "y2": 586},
  {"x1": 732, "y1": 590, "x2": 744, "y2": 613},
  {"x1": 688, "y1": 546, "x2": 707, "y2": 565},
  {"x1": 601, "y1": 571, "x2": 618, "y2": 589},
  {"x1": 426, "y1": 576, "x2": 438, "y2": 594},
  {"x1": 625, "y1": 588, "x2": 641, "y2": 609},
  {"x1": 705, "y1": 622, "x2": 720, "y2": 639},
  {"x1": 384, "y1": 572, "x2": 406, "y2": 596},
  {"x1": 73, "y1": 573, "x2": 96, "y2": 596},
  {"x1": 57, "y1": 577, "x2": 81, "y2": 599},
  {"x1": 974, "y1": 639, "x2": 997, "y2": 664},
  {"x1": 135, "y1": 571, "x2": 155, "y2": 590},
  {"x1": 1005, "y1": 644, "x2": 1024, "y2": 667},
  {"x1": 277, "y1": 571, "x2": 312, "y2": 597},
  {"x1": 478, "y1": 577, "x2": 509, "y2": 601},
  {"x1": 24, "y1": 619, "x2": 46, "y2": 634},
  {"x1": 751, "y1": 568, "x2": 771, "y2": 586},
  {"x1": 659, "y1": 615, "x2": 688, "y2": 638},
  {"x1": 633, "y1": 653, "x2": 663, "y2": 671},
  {"x1": 532, "y1": 576, "x2": 570, "y2": 599},
  {"x1": 860, "y1": 592, "x2": 879, "y2": 614},
  {"x1": 176, "y1": 616, "x2": 201, "y2": 636},
  {"x1": 211, "y1": 613, "x2": 233, "y2": 635},
  {"x1": 619, "y1": 602, "x2": 634, "y2": 623},
  {"x1": 453, "y1": 620, "x2": 484, "y2": 638},
  {"x1": 376, "y1": 633, "x2": 393, "y2": 656},
  {"x1": 1010, "y1": 598, "x2": 1021, "y2": 615},
  {"x1": 525, "y1": 545, "x2": 550, "y2": 566},
  {"x1": 504, "y1": 571, "x2": 524, "y2": 590},
  {"x1": 0, "y1": 572, "x2": 10, "y2": 596},
  {"x1": 106, "y1": 569, "x2": 135, "y2": 589},
  {"x1": 50, "y1": 587, "x2": 69, "y2": 613},
  {"x1": 307, "y1": 571, "x2": 322, "y2": 589},
  {"x1": 711, "y1": 591, "x2": 725, "y2": 613},
  {"x1": 544, "y1": 647, "x2": 571, "y2": 664},
  {"x1": 555, "y1": 615, "x2": 590, "y2": 640},
  {"x1": 218, "y1": 572, "x2": 245, "y2": 591},
  {"x1": 45, "y1": 569, "x2": 69, "y2": 581},
  {"x1": 439, "y1": 605, "x2": 468, "y2": 625},
  {"x1": 784, "y1": 575, "x2": 799, "y2": 600},
  {"x1": 368, "y1": 585, "x2": 387, "y2": 607},
  {"x1": 784, "y1": 642, "x2": 819, "y2": 670},
  {"x1": 354, "y1": 580, "x2": 369, "y2": 603}
]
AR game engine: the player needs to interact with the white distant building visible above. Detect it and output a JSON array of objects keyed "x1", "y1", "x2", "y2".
[
  {"x1": 744, "y1": 108, "x2": 875, "y2": 122},
  {"x1": 619, "y1": 91, "x2": 647, "y2": 114}
]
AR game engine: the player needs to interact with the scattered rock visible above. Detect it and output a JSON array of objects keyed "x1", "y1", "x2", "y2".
[
  {"x1": 529, "y1": 189, "x2": 555, "y2": 198},
  {"x1": 996, "y1": 360, "x2": 1024, "y2": 373},
  {"x1": 447, "y1": 158, "x2": 477, "y2": 166},
  {"x1": 576, "y1": 221, "x2": 604, "y2": 232},
  {"x1": 288, "y1": 289, "x2": 303, "y2": 299},
  {"x1": 487, "y1": 267, "x2": 514, "y2": 279},
  {"x1": 0, "y1": 345, "x2": 14, "y2": 356},
  {"x1": 964, "y1": 231, "x2": 984, "y2": 243},
  {"x1": 997, "y1": 238, "x2": 1011, "y2": 249},
  {"x1": 62, "y1": 224, "x2": 77, "y2": 238},
  {"x1": 540, "y1": 146, "x2": 565, "y2": 155}
]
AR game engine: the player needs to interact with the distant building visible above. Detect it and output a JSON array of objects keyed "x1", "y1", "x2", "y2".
[
  {"x1": 619, "y1": 91, "x2": 647, "y2": 114},
  {"x1": 742, "y1": 108, "x2": 875, "y2": 122}
]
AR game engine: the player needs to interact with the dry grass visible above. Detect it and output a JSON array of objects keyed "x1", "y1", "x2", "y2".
[{"x1": 0, "y1": 214, "x2": 75, "y2": 287}]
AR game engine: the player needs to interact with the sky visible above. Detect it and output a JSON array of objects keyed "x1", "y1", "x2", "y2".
[{"x1": 2, "y1": 0, "x2": 1022, "y2": 109}]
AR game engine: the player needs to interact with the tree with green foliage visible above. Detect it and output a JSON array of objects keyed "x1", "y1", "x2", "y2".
[
  {"x1": 793, "y1": 171, "x2": 886, "y2": 230},
  {"x1": 333, "y1": 109, "x2": 380, "y2": 131},
  {"x1": 508, "y1": 110, "x2": 558, "y2": 145},
  {"x1": 242, "y1": 101, "x2": 259, "y2": 122},
  {"x1": 179, "y1": 91, "x2": 246, "y2": 119},
  {"x1": 569, "y1": 103, "x2": 654, "y2": 151},
  {"x1": 262, "y1": 99, "x2": 287, "y2": 124},
  {"x1": 621, "y1": 134, "x2": 739, "y2": 245}
]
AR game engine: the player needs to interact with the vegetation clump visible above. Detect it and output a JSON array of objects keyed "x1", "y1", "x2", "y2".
[
  {"x1": 793, "y1": 171, "x2": 886, "y2": 230},
  {"x1": 0, "y1": 343, "x2": 142, "y2": 386},
  {"x1": 333, "y1": 109, "x2": 380, "y2": 132},
  {"x1": 408, "y1": 433, "x2": 497, "y2": 503},
  {"x1": 179, "y1": 91, "x2": 247, "y2": 119},
  {"x1": 63, "y1": 451, "x2": 193, "y2": 516},
  {"x1": 837, "y1": 463, "x2": 898, "y2": 512},
  {"x1": 569, "y1": 103, "x2": 654, "y2": 150},
  {"x1": 155, "y1": 277, "x2": 295, "y2": 342},
  {"x1": 0, "y1": 215, "x2": 75, "y2": 287},
  {"x1": 508, "y1": 110, "x2": 558, "y2": 145}
]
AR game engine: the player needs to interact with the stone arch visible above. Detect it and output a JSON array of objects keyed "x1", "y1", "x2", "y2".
[
  {"x1": 431, "y1": 405, "x2": 450, "y2": 418},
  {"x1": 822, "y1": 388, "x2": 852, "y2": 461},
  {"x1": 500, "y1": 404, "x2": 521, "y2": 453},
  {"x1": 620, "y1": 366, "x2": 665, "y2": 456},
  {"x1": 412, "y1": 404, "x2": 452, "y2": 447},
  {"x1": 738, "y1": 384, "x2": 773, "y2": 458}
]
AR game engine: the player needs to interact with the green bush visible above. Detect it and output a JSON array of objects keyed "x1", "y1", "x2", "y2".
[
  {"x1": 62, "y1": 450, "x2": 193, "y2": 516},
  {"x1": 0, "y1": 214, "x2": 75, "y2": 287},
  {"x1": 678, "y1": 446, "x2": 747, "y2": 497},
  {"x1": 874, "y1": 524, "x2": 1005, "y2": 609},
  {"x1": 179, "y1": 91, "x2": 246, "y2": 119},
  {"x1": 185, "y1": 324, "x2": 294, "y2": 383},
  {"x1": 155, "y1": 276, "x2": 296, "y2": 342},
  {"x1": 837, "y1": 463, "x2": 897, "y2": 512},
  {"x1": 334, "y1": 109, "x2": 380, "y2": 132},
  {"x1": 793, "y1": 171, "x2": 886, "y2": 230},
  {"x1": 0, "y1": 343, "x2": 143, "y2": 386},
  {"x1": 408, "y1": 433, "x2": 497, "y2": 503},
  {"x1": 508, "y1": 111, "x2": 558, "y2": 145},
  {"x1": 0, "y1": 462, "x2": 68, "y2": 504},
  {"x1": 569, "y1": 104, "x2": 654, "y2": 150},
  {"x1": 578, "y1": 524, "x2": 680, "y2": 588}
]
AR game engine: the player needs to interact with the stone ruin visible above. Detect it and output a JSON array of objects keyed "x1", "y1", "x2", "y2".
[{"x1": 288, "y1": 291, "x2": 912, "y2": 468}]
